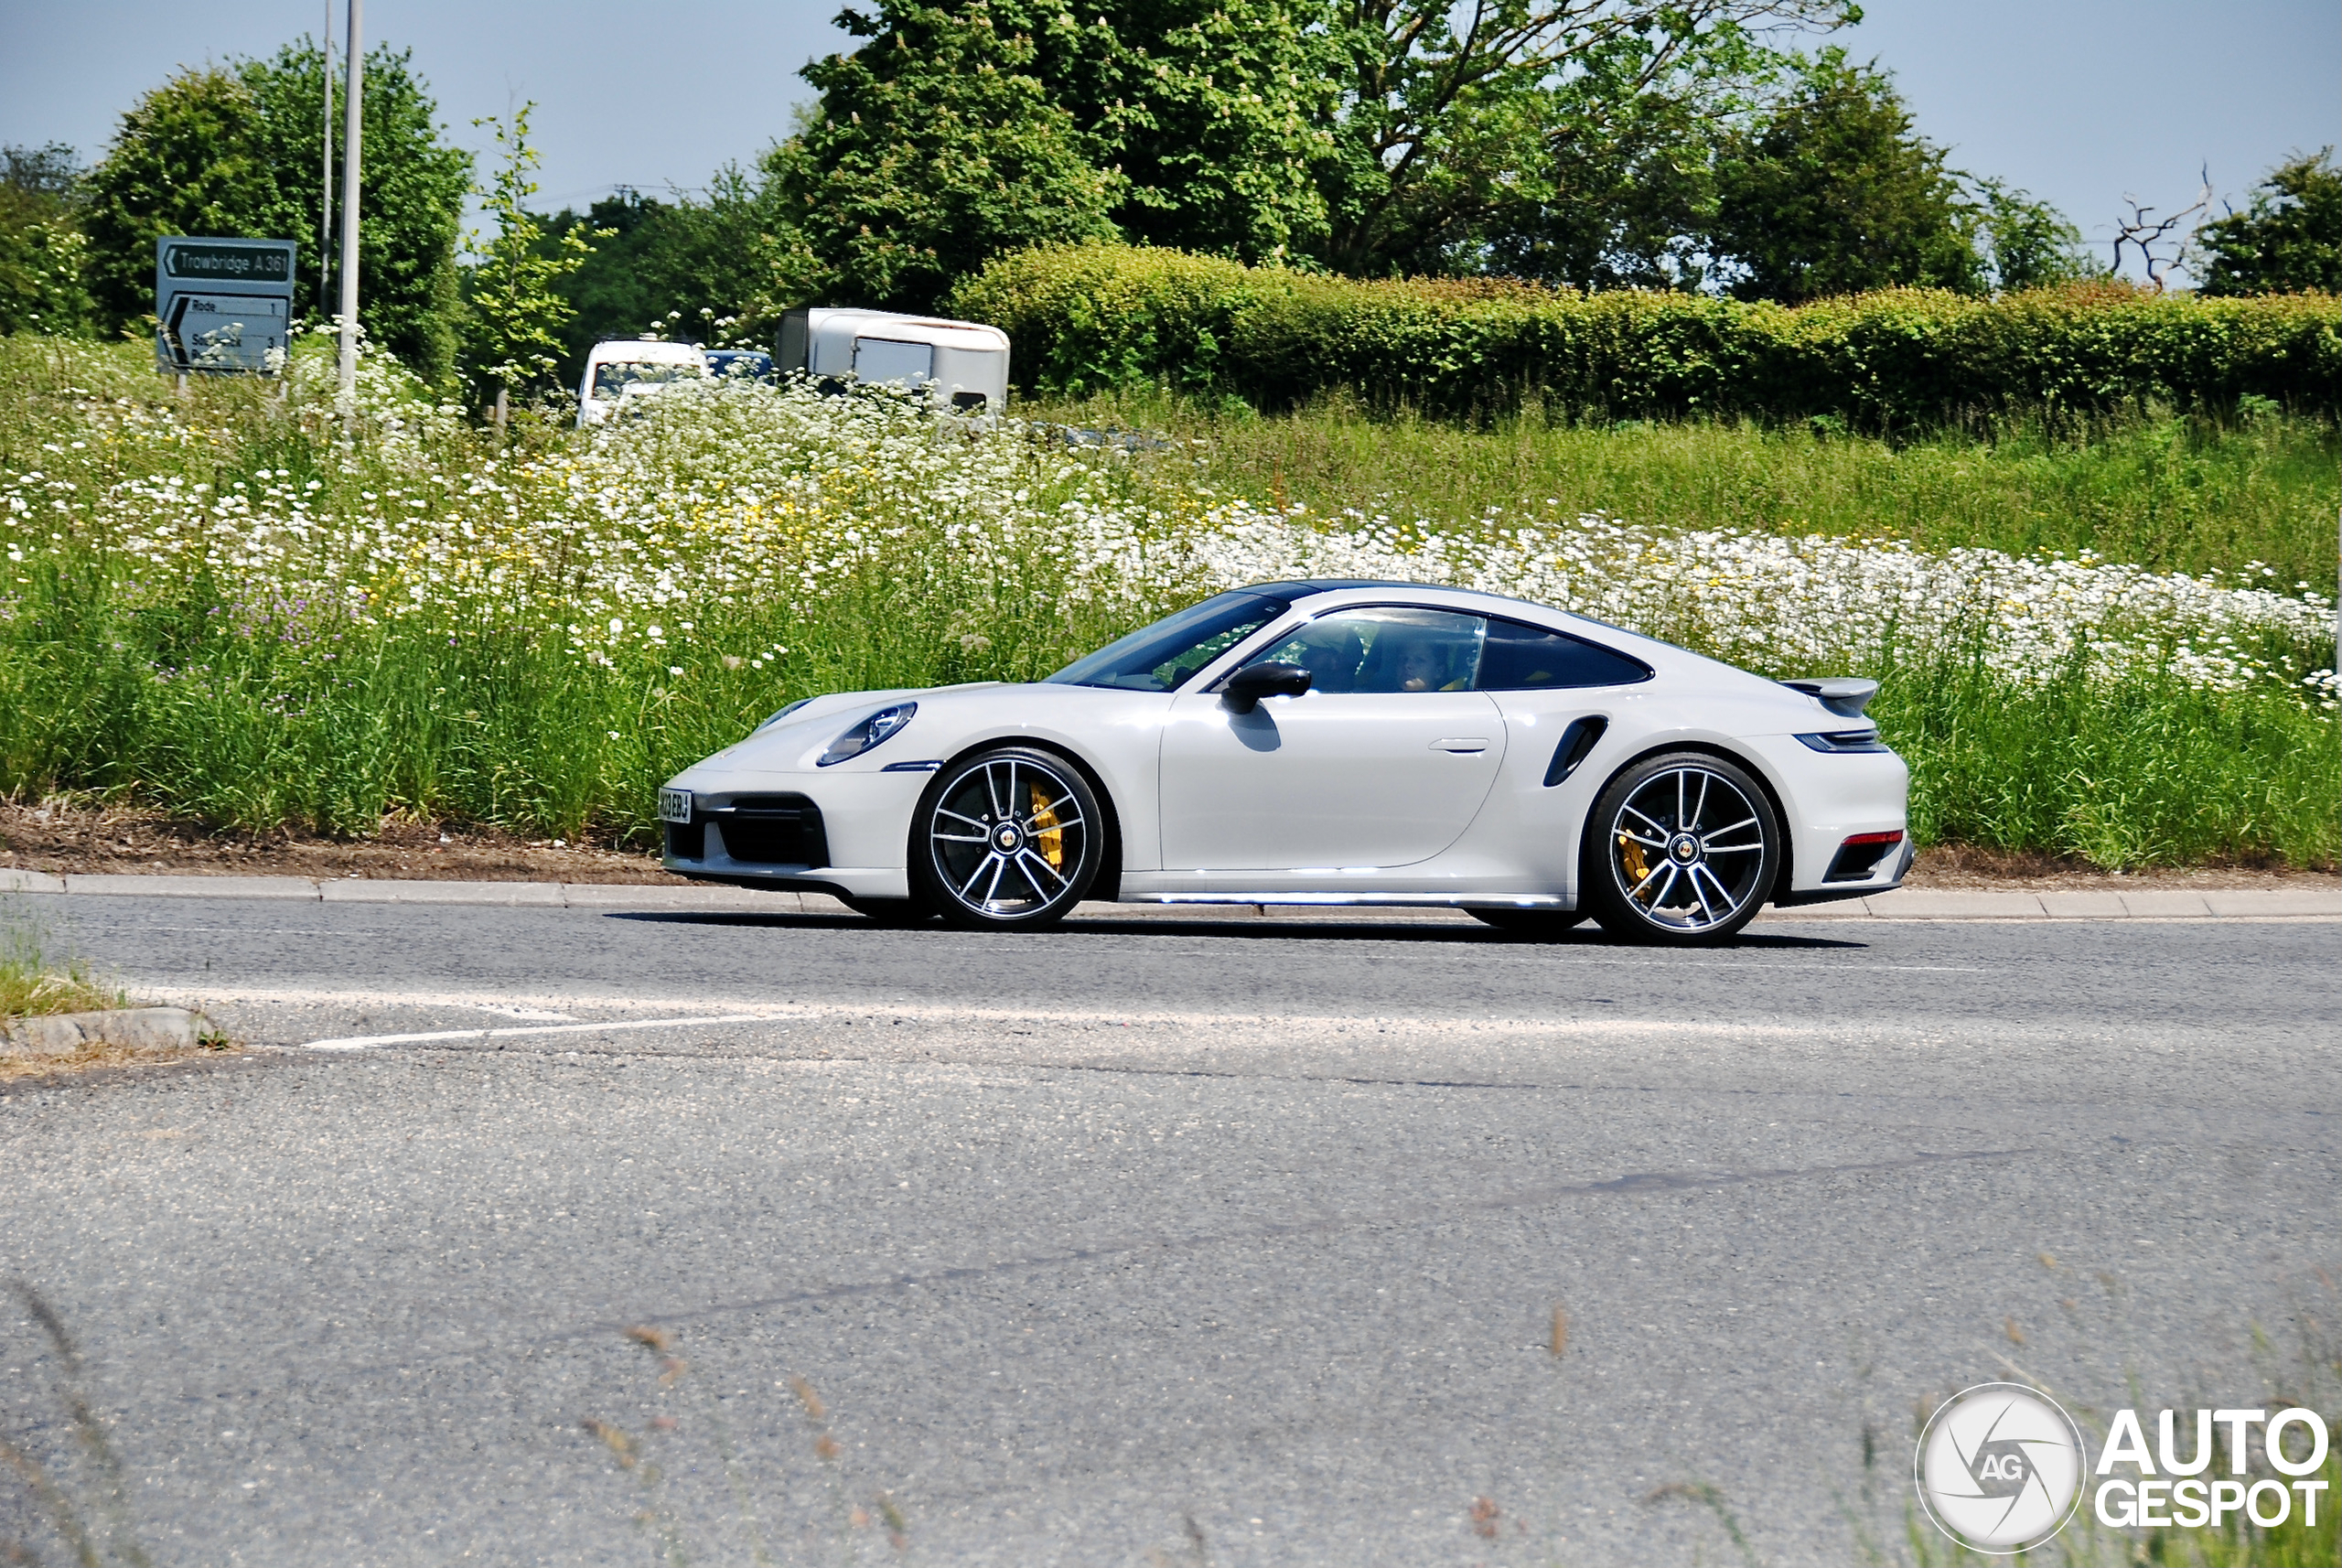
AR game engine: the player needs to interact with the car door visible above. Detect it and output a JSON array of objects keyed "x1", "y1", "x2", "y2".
[{"x1": 1157, "y1": 607, "x2": 1507, "y2": 871}]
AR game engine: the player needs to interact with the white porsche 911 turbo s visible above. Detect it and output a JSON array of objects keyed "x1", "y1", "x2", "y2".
[{"x1": 657, "y1": 581, "x2": 1910, "y2": 943}]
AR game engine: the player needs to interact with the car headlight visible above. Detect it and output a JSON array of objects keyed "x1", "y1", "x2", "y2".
[
  {"x1": 818, "y1": 703, "x2": 917, "y2": 766},
  {"x1": 755, "y1": 696, "x2": 818, "y2": 733}
]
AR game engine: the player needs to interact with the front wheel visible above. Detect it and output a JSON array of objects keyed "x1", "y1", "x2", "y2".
[
  {"x1": 1581, "y1": 751, "x2": 1779, "y2": 945},
  {"x1": 912, "y1": 747, "x2": 1103, "y2": 930}
]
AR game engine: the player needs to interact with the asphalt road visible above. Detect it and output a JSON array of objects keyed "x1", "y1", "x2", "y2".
[{"x1": 2, "y1": 897, "x2": 2337, "y2": 1567}]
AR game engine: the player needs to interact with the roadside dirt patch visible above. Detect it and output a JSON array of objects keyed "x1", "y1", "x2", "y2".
[
  {"x1": 1901, "y1": 843, "x2": 2336, "y2": 891},
  {"x1": 0, "y1": 799, "x2": 682, "y2": 884}
]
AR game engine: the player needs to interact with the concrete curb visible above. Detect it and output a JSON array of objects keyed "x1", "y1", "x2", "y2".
[
  {"x1": 1, "y1": 1005, "x2": 214, "y2": 1061},
  {"x1": 1, "y1": 868, "x2": 2335, "y2": 921}
]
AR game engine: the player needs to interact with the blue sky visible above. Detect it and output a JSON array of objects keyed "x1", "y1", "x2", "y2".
[{"x1": 2, "y1": 0, "x2": 2334, "y2": 278}]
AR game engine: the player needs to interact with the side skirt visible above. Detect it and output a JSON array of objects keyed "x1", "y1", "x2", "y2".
[{"x1": 1123, "y1": 892, "x2": 1574, "y2": 910}]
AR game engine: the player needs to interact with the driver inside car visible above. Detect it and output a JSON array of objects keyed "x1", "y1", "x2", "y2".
[{"x1": 1365, "y1": 624, "x2": 1471, "y2": 692}]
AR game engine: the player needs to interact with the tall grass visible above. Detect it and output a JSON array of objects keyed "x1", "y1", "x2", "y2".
[
  {"x1": 0, "y1": 905, "x2": 120, "y2": 1020},
  {"x1": 1029, "y1": 386, "x2": 2342, "y2": 597},
  {"x1": 0, "y1": 335, "x2": 2332, "y2": 866}
]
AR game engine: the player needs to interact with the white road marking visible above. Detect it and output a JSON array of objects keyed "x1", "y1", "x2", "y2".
[{"x1": 302, "y1": 1013, "x2": 787, "y2": 1051}]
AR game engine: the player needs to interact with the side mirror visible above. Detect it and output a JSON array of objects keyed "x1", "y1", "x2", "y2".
[{"x1": 1221, "y1": 660, "x2": 1312, "y2": 714}]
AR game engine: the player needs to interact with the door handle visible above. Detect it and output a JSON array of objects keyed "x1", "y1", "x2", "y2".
[{"x1": 1430, "y1": 737, "x2": 1488, "y2": 753}]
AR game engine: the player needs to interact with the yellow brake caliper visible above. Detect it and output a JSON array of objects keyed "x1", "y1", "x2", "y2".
[
  {"x1": 1617, "y1": 832, "x2": 1651, "y2": 901},
  {"x1": 1029, "y1": 784, "x2": 1064, "y2": 872}
]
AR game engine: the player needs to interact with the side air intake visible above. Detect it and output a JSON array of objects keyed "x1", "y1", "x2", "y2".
[{"x1": 1543, "y1": 716, "x2": 1608, "y2": 787}]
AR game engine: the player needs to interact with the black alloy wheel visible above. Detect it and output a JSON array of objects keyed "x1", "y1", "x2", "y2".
[
  {"x1": 1580, "y1": 750, "x2": 1779, "y2": 944},
  {"x1": 913, "y1": 746, "x2": 1103, "y2": 930}
]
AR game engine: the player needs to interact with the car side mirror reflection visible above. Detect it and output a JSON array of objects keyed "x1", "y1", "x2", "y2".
[{"x1": 1221, "y1": 660, "x2": 1313, "y2": 714}]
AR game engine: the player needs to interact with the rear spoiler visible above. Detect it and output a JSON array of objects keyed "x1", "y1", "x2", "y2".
[{"x1": 1780, "y1": 678, "x2": 1879, "y2": 718}]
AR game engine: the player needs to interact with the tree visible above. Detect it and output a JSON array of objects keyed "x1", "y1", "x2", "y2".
[
  {"x1": 465, "y1": 104, "x2": 596, "y2": 420},
  {"x1": 783, "y1": 0, "x2": 1339, "y2": 305},
  {"x1": 1708, "y1": 51, "x2": 1984, "y2": 302},
  {"x1": 0, "y1": 143, "x2": 96, "y2": 337},
  {"x1": 1315, "y1": 0, "x2": 1855, "y2": 279},
  {"x1": 2193, "y1": 150, "x2": 2342, "y2": 296},
  {"x1": 1972, "y1": 178, "x2": 2094, "y2": 294},
  {"x1": 767, "y1": 5, "x2": 1123, "y2": 311},
  {"x1": 785, "y1": 0, "x2": 1856, "y2": 289},
  {"x1": 80, "y1": 43, "x2": 471, "y2": 379},
  {"x1": 539, "y1": 190, "x2": 672, "y2": 376}
]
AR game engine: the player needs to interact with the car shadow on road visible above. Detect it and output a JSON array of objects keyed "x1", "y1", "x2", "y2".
[{"x1": 602, "y1": 911, "x2": 1868, "y2": 950}]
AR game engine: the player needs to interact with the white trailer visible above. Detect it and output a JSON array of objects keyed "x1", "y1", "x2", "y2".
[{"x1": 775, "y1": 307, "x2": 1009, "y2": 413}]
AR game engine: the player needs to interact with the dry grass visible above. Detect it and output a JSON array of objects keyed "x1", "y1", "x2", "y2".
[{"x1": 0, "y1": 913, "x2": 122, "y2": 1023}]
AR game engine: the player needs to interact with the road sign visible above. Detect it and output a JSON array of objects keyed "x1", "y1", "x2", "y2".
[{"x1": 155, "y1": 237, "x2": 296, "y2": 374}]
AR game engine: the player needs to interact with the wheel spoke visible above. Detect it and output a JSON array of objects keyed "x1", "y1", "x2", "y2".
[
  {"x1": 1687, "y1": 865, "x2": 1718, "y2": 925},
  {"x1": 1621, "y1": 802, "x2": 1669, "y2": 834},
  {"x1": 1706, "y1": 814, "x2": 1756, "y2": 839},
  {"x1": 1675, "y1": 769, "x2": 1687, "y2": 832},
  {"x1": 1692, "y1": 771, "x2": 1711, "y2": 832},
  {"x1": 1618, "y1": 829, "x2": 1669, "y2": 849},
  {"x1": 980, "y1": 854, "x2": 1007, "y2": 908},
  {"x1": 1693, "y1": 862, "x2": 1739, "y2": 916},
  {"x1": 1031, "y1": 790, "x2": 1081, "y2": 822},
  {"x1": 932, "y1": 830, "x2": 988, "y2": 844},
  {"x1": 1639, "y1": 863, "x2": 1678, "y2": 910},
  {"x1": 983, "y1": 762, "x2": 1008, "y2": 821},
  {"x1": 1018, "y1": 848, "x2": 1067, "y2": 889},
  {"x1": 959, "y1": 853, "x2": 1001, "y2": 901},
  {"x1": 1702, "y1": 838, "x2": 1763, "y2": 855},
  {"x1": 936, "y1": 805, "x2": 989, "y2": 831}
]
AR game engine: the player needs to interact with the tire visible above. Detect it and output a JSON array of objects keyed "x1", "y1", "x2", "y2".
[
  {"x1": 1580, "y1": 751, "x2": 1779, "y2": 945},
  {"x1": 838, "y1": 895, "x2": 935, "y2": 926},
  {"x1": 1470, "y1": 908, "x2": 1588, "y2": 937},
  {"x1": 912, "y1": 746, "x2": 1103, "y2": 930}
]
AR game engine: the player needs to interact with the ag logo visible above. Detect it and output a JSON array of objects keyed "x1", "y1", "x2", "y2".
[{"x1": 1915, "y1": 1383, "x2": 2086, "y2": 1553}]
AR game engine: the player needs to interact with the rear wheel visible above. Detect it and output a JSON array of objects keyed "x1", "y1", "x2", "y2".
[
  {"x1": 1469, "y1": 909, "x2": 1587, "y2": 937},
  {"x1": 1581, "y1": 751, "x2": 1779, "y2": 945},
  {"x1": 913, "y1": 747, "x2": 1102, "y2": 930}
]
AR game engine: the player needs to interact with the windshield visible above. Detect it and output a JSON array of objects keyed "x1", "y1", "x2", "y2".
[
  {"x1": 592, "y1": 360, "x2": 703, "y2": 398},
  {"x1": 1043, "y1": 591, "x2": 1292, "y2": 693},
  {"x1": 706, "y1": 351, "x2": 774, "y2": 381}
]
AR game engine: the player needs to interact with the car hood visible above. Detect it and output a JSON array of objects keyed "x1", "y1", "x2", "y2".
[{"x1": 685, "y1": 682, "x2": 1010, "y2": 774}]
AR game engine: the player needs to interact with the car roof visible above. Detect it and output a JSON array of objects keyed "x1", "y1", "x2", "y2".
[
  {"x1": 1241, "y1": 579, "x2": 1566, "y2": 621},
  {"x1": 586, "y1": 339, "x2": 703, "y2": 363},
  {"x1": 1237, "y1": 578, "x2": 1696, "y2": 660}
]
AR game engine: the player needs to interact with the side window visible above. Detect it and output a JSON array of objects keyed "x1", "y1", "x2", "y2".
[
  {"x1": 1257, "y1": 607, "x2": 1487, "y2": 694},
  {"x1": 1476, "y1": 617, "x2": 1652, "y2": 690}
]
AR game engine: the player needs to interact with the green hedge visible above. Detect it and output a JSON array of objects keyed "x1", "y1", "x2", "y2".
[{"x1": 945, "y1": 243, "x2": 2342, "y2": 426}]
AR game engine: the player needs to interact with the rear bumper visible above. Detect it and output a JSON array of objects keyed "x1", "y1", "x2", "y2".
[{"x1": 1775, "y1": 832, "x2": 1915, "y2": 907}]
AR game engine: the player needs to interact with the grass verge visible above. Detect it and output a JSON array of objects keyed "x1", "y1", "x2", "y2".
[
  {"x1": 0, "y1": 335, "x2": 2332, "y2": 868},
  {"x1": 1025, "y1": 386, "x2": 2342, "y2": 597}
]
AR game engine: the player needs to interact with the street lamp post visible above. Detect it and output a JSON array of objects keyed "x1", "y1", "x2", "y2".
[{"x1": 335, "y1": 0, "x2": 363, "y2": 403}]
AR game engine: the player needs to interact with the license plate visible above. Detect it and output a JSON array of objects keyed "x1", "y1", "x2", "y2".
[{"x1": 658, "y1": 788, "x2": 693, "y2": 824}]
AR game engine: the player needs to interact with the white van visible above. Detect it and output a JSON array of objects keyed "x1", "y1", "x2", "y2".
[
  {"x1": 775, "y1": 308, "x2": 1009, "y2": 413},
  {"x1": 576, "y1": 339, "x2": 708, "y2": 426}
]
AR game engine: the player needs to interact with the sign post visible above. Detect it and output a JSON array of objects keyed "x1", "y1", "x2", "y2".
[{"x1": 155, "y1": 237, "x2": 297, "y2": 375}]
